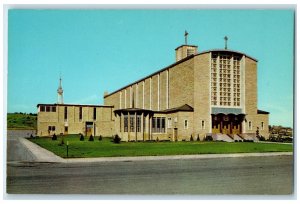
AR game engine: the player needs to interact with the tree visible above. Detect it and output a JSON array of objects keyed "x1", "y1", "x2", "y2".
[
  {"x1": 190, "y1": 135, "x2": 194, "y2": 141},
  {"x1": 89, "y1": 134, "x2": 94, "y2": 141},
  {"x1": 113, "y1": 134, "x2": 121, "y2": 143},
  {"x1": 52, "y1": 133, "x2": 57, "y2": 140},
  {"x1": 79, "y1": 133, "x2": 84, "y2": 141}
]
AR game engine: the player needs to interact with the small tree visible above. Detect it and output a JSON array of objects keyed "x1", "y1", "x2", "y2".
[
  {"x1": 52, "y1": 133, "x2": 57, "y2": 140},
  {"x1": 79, "y1": 133, "x2": 84, "y2": 141},
  {"x1": 197, "y1": 134, "x2": 200, "y2": 141},
  {"x1": 89, "y1": 134, "x2": 94, "y2": 141},
  {"x1": 30, "y1": 134, "x2": 34, "y2": 139},
  {"x1": 113, "y1": 134, "x2": 121, "y2": 143},
  {"x1": 190, "y1": 135, "x2": 194, "y2": 141},
  {"x1": 256, "y1": 127, "x2": 260, "y2": 138},
  {"x1": 156, "y1": 137, "x2": 159, "y2": 142},
  {"x1": 99, "y1": 135, "x2": 102, "y2": 141}
]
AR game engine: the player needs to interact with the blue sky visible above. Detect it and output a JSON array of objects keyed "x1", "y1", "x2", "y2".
[{"x1": 7, "y1": 9, "x2": 294, "y2": 127}]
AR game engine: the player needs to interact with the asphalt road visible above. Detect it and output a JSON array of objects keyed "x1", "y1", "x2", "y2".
[{"x1": 6, "y1": 155, "x2": 293, "y2": 195}]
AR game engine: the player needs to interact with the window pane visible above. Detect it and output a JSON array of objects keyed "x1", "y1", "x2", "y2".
[{"x1": 124, "y1": 115, "x2": 128, "y2": 132}]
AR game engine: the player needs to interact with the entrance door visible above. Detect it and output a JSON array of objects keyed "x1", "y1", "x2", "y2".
[
  {"x1": 86, "y1": 122, "x2": 93, "y2": 136},
  {"x1": 174, "y1": 128, "x2": 178, "y2": 141},
  {"x1": 64, "y1": 126, "x2": 68, "y2": 135}
]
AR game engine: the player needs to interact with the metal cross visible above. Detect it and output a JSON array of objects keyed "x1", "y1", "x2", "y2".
[
  {"x1": 224, "y1": 36, "x2": 228, "y2": 49},
  {"x1": 185, "y1": 30, "x2": 188, "y2": 45}
]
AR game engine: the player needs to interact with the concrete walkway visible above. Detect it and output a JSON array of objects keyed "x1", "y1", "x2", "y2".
[
  {"x1": 16, "y1": 137, "x2": 64, "y2": 163},
  {"x1": 10, "y1": 138, "x2": 293, "y2": 164}
]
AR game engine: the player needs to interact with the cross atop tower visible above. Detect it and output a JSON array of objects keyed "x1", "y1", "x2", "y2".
[
  {"x1": 57, "y1": 77, "x2": 64, "y2": 104},
  {"x1": 224, "y1": 36, "x2": 228, "y2": 50},
  {"x1": 184, "y1": 30, "x2": 188, "y2": 45}
]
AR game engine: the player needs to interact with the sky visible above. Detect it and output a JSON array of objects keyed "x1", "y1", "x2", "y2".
[{"x1": 7, "y1": 9, "x2": 294, "y2": 127}]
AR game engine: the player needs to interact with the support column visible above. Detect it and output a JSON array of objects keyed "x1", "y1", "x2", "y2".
[
  {"x1": 141, "y1": 112, "x2": 144, "y2": 141},
  {"x1": 149, "y1": 115, "x2": 152, "y2": 140},
  {"x1": 135, "y1": 112, "x2": 137, "y2": 141},
  {"x1": 128, "y1": 112, "x2": 130, "y2": 141}
]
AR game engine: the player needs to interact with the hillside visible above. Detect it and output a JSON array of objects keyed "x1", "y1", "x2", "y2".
[{"x1": 7, "y1": 113, "x2": 37, "y2": 130}]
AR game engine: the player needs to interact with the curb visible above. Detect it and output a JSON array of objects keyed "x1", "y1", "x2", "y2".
[{"x1": 63, "y1": 152, "x2": 293, "y2": 163}]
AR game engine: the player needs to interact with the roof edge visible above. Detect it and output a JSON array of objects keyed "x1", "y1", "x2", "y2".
[
  {"x1": 37, "y1": 103, "x2": 114, "y2": 108},
  {"x1": 175, "y1": 44, "x2": 198, "y2": 50},
  {"x1": 104, "y1": 54, "x2": 195, "y2": 98},
  {"x1": 197, "y1": 49, "x2": 258, "y2": 62}
]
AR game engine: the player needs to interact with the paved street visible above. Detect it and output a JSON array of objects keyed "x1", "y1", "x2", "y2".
[
  {"x1": 7, "y1": 155, "x2": 293, "y2": 195},
  {"x1": 6, "y1": 130, "x2": 294, "y2": 196}
]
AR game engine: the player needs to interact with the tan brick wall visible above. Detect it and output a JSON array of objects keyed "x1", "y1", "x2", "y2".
[
  {"x1": 151, "y1": 75, "x2": 159, "y2": 111},
  {"x1": 37, "y1": 105, "x2": 114, "y2": 137},
  {"x1": 193, "y1": 53, "x2": 211, "y2": 140},
  {"x1": 144, "y1": 78, "x2": 151, "y2": 109},
  {"x1": 245, "y1": 113, "x2": 269, "y2": 139},
  {"x1": 169, "y1": 58, "x2": 194, "y2": 108},
  {"x1": 160, "y1": 70, "x2": 167, "y2": 111},
  {"x1": 245, "y1": 57, "x2": 257, "y2": 115},
  {"x1": 137, "y1": 81, "x2": 143, "y2": 109}
]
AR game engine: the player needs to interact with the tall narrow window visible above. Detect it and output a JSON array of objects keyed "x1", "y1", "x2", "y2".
[
  {"x1": 167, "y1": 118, "x2": 172, "y2": 128},
  {"x1": 79, "y1": 107, "x2": 82, "y2": 121},
  {"x1": 161, "y1": 118, "x2": 165, "y2": 133},
  {"x1": 248, "y1": 121, "x2": 252, "y2": 130},
  {"x1": 202, "y1": 120, "x2": 205, "y2": 129},
  {"x1": 64, "y1": 107, "x2": 68, "y2": 121},
  {"x1": 130, "y1": 114, "x2": 135, "y2": 132},
  {"x1": 261, "y1": 122, "x2": 264, "y2": 130},
  {"x1": 137, "y1": 114, "x2": 141, "y2": 132},
  {"x1": 184, "y1": 120, "x2": 188, "y2": 129},
  {"x1": 152, "y1": 117, "x2": 156, "y2": 133},
  {"x1": 93, "y1": 108, "x2": 97, "y2": 120},
  {"x1": 124, "y1": 115, "x2": 128, "y2": 132}
]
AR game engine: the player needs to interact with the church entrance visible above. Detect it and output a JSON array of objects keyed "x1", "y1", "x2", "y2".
[
  {"x1": 86, "y1": 122, "x2": 94, "y2": 136},
  {"x1": 212, "y1": 114, "x2": 244, "y2": 134}
]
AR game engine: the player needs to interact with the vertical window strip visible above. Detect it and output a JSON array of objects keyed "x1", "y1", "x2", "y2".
[{"x1": 124, "y1": 115, "x2": 128, "y2": 132}]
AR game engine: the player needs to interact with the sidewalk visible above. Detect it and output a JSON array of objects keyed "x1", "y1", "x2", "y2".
[{"x1": 15, "y1": 138, "x2": 293, "y2": 164}]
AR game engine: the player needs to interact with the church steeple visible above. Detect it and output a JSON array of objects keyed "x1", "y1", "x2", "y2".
[{"x1": 57, "y1": 77, "x2": 64, "y2": 104}]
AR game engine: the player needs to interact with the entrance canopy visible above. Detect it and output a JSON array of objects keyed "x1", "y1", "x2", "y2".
[{"x1": 211, "y1": 107, "x2": 243, "y2": 115}]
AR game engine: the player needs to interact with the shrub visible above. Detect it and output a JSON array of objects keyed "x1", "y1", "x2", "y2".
[
  {"x1": 30, "y1": 134, "x2": 34, "y2": 139},
  {"x1": 89, "y1": 134, "x2": 94, "y2": 141},
  {"x1": 190, "y1": 135, "x2": 194, "y2": 141},
  {"x1": 52, "y1": 133, "x2": 57, "y2": 140},
  {"x1": 79, "y1": 133, "x2": 84, "y2": 141},
  {"x1": 113, "y1": 134, "x2": 121, "y2": 143},
  {"x1": 204, "y1": 135, "x2": 213, "y2": 141},
  {"x1": 259, "y1": 136, "x2": 266, "y2": 141},
  {"x1": 99, "y1": 135, "x2": 102, "y2": 141},
  {"x1": 156, "y1": 137, "x2": 159, "y2": 142},
  {"x1": 196, "y1": 134, "x2": 200, "y2": 141}
]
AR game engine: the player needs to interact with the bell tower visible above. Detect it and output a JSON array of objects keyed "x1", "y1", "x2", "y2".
[
  {"x1": 57, "y1": 77, "x2": 64, "y2": 104},
  {"x1": 175, "y1": 30, "x2": 198, "y2": 62}
]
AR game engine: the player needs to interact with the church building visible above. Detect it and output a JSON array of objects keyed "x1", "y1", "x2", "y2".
[{"x1": 37, "y1": 34, "x2": 269, "y2": 142}]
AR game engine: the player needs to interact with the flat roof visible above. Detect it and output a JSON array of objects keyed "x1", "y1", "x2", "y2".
[
  {"x1": 175, "y1": 44, "x2": 198, "y2": 50},
  {"x1": 104, "y1": 48, "x2": 257, "y2": 98},
  {"x1": 37, "y1": 103, "x2": 114, "y2": 108}
]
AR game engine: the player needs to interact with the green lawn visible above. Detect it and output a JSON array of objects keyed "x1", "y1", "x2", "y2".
[{"x1": 28, "y1": 134, "x2": 293, "y2": 158}]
